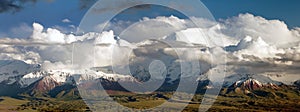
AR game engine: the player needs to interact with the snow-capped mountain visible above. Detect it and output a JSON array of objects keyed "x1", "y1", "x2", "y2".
[
  {"x1": 0, "y1": 59, "x2": 297, "y2": 98},
  {"x1": 223, "y1": 74, "x2": 282, "y2": 87},
  {"x1": 0, "y1": 60, "x2": 139, "y2": 95},
  {"x1": 19, "y1": 71, "x2": 74, "y2": 88},
  {"x1": 217, "y1": 74, "x2": 284, "y2": 94},
  {"x1": 30, "y1": 75, "x2": 62, "y2": 93},
  {"x1": 0, "y1": 61, "x2": 138, "y2": 98},
  {"x1": 196, "y1": 73, "x2": 285, "y2": 93},
  {"x1": 228, "y1": 78, "x2": 280, "y2": 91},
  {"x1": 0, "y1": 60, "x2": 288, "y2": 88},
  {"x1": 0, "y1": 60, "x2": 41, "y2": 84}
]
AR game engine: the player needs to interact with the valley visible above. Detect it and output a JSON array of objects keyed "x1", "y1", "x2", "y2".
[{"x1": 1, "y1": 88, "x2": 299, "y2": 112}]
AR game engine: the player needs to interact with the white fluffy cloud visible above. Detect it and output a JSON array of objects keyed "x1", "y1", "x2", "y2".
[
  {"x1": 0, "y1": 44, "x2": 41, "y2": 64},
  {"x1": 62, "y1": 19, "x2": 72, "y2": 23},
  {"x1": 31, "y1": 23, "x2": 77, "y2": 44},
  {"x1": 278, "y1": 43, "x2": 300, "y2": 61},
  {"x1": 221, "y1": 13, "x2": 300, "y2": 47},
  {"x1": 103, "y1": 16, "x2": 237, "y2": 47},
  {"x1": 0, "y1": 23, "x2": 125, "y2": 70},
  {"x1": 115, "y1": 16, "x2": 188, "y2": 43},
  {"x1": 232, "y1": 36, "x2": 285, "y2": 60}
]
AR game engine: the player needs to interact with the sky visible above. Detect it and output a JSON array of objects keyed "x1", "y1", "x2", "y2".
[
  {"x1": 0, "y1": 0, "x2": 300, "y2": 38},
  {"x1": 0, "y1": 0, "x2": 300, "y2": 84},
  {"x1": 202, "y1": 0, "x2": 300, "y2": 28}
]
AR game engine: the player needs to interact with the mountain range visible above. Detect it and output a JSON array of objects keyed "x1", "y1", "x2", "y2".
[{"x1": 0, "y1": 60, "x2": 299, "y2": 99}]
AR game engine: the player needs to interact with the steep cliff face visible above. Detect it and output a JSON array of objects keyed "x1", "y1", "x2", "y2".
[{"x1": 31, "y1": 76, "x2": 61, "y2": 93}]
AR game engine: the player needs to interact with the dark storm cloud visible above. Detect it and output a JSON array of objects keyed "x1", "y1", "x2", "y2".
[
  {"x1": 0, "y1": 0, "x2": 37, "y2": 13},
  {"x1": 91, "y1": 0, "x2": 145, "y2": 14},
  {"x1": 0, "y1": 0, "x2": 151, "y2": 14},
  {"x1": 276, "y1": 52, "x2": 300, "y2": 62},
  {"x1": 131, "y1": 4, "x2": 152, "y2": 10},
  {"x1": 225, "y1": 54, "x2": 300, "y2": 75},
  {"x1": 0, "y1": 0, "x2": 96, "y2": 14},
  {"x1": 79, "y1": 0, "x2": 97, "y2": 10}
]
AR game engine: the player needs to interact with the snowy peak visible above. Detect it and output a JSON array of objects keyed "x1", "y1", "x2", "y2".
[
  {"x1": 0, "y1": 60, "x2": 138, "y2": 89},
  {"x1": 0, "y1": 60, "x2": 41, "y2": 83},
  {"x1": 32, "y1": 76, "x2": 61, "y2": 92},
  {"x1": 0, "y1": 60, "x2": 37, "y2": 75},
  {"x1": 12, "y1": 70, "x2": 73, "y2": 88},
  {"x1": 230, "y1": 78, "x2": 279, "y2": 91},
  {"x1": 76, "y1": 70, "x2": 137, "y2": 83},
  {"x1": 19, "y1": 71, "x2": 45, "y2": 87},
  {"x1": 221, "y1": 74, "x2": 286, "y2": 94},
  {"x1": 223, "y1": 74, "x2": 283, "y2": 88}
]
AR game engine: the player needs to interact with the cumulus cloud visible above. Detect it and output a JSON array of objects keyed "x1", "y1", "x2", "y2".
[
  {"x1": 228, "y1": 36, "x2": 285, "y2": 60},
  {"x1": 118, "y1": 16, "x2": 188, "y2": 42},
  {"x1": 277, "y1": 44, "x2": 300, "y2": 62},
  {"x1": 31, "y1": 23, "x2": 78, "y2": 44},
  {"x1": 104, "y1": 15, "x2": 236, "y2": 47},
  {"x1": 62, "y1": 19, "x2": 71, "y2": 23},
  {"x1": 0, "y1": 44, "x2": 41, "y2": 64},
  {"x1": 31, "y1": 23, "x2": 64, "y2": 43},
  {"x1": 0, "y1": 22, "x2": 121, "y2": 70},
  {"x1": 221, "y1": 13, "x2": 300, "y2": 47}
]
